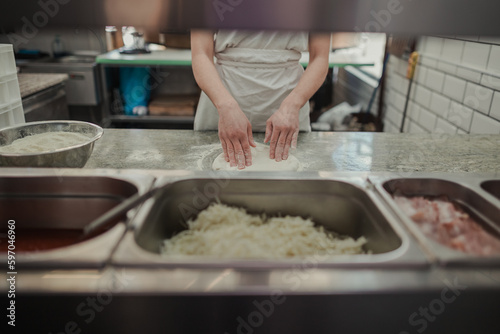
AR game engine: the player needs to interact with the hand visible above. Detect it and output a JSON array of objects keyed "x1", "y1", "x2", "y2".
[
  {"x1": 218, "y1": 100, "x2": 256, "y2": 169},
  {"x1": 264, "y1": 102, "x2": 300, "y2": 162}
]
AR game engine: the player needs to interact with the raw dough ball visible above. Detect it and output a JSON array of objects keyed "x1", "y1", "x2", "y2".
[{"x1": 212, "y1": 144, "x2": 302, "y2": 171}]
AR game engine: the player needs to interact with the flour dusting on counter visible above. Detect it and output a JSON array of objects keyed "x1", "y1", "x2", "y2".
[{"x1": 191, "y1": 143, "x2": 222, "y2": 170}]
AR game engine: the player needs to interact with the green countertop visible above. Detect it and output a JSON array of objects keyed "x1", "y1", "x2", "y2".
[{"x1": 96, "y1": 48, "x2": 375, "y2": 68}]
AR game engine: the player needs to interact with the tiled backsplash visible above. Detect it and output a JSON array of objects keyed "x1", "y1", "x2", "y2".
[{"x1": 383, "y1": 36, "x2": 500, "y2": 134}]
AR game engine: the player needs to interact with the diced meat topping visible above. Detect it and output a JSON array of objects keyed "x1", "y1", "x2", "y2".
[{"x1": 394, "y1": 196, "x2": 500, "y2": 256}]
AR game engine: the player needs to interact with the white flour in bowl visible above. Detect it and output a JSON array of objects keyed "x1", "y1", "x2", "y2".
[{"x1": 0, "y1": 131, "x2": 91, "y2": 154}]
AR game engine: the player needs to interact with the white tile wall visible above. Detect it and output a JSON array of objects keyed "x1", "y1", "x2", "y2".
[
  {"x1": 459, "y1": 36, "x2": 480, "y2": 42},
  {"x1": 414, "y1": 84, "x2": 432, "y2": 108},
  {"x1": 386, "y1": 105, "x2": 403, "y2": 129},
  {"x1": 481, "y1": 74, "x2": 500, "y2": 91},
  {"x1": 408, "y1": 121, "x2": 426, "y2": 134},
  {"x1": 408, "y1": 101, "x2": 421, "y2": 122},
  {"x1": 382, "y1": 36, "x2": 500, "y2": 134},
  {"x1": 463, "y1": 82, "x2": 493, "y2": 114},
  {"x1": 462, "y1": 42, "x2": 491, "y2": 71},
  {"x1": 420, "y1": 56, "x2": 438, "y2": 69},
  {"x1": 456, "y1": 67, "x2": 482, "y2": 83},
  {"x1": 423, "y1": 37, "x2": 444, "y2": 57},
  {"x1": 491, "y1": 92, "x2": 500, "y2": 121},
  {"x1": 418, "y1": 107, "x2": 437, "y2": 132},
  {"x1": 441, "y1": 39, "x2": 464, "y2": 63},
  {"x1": 479, "y1": 36, "x2": 500, "y2": 45},
  {"x1": 448, "y1": 101, "x2": 473, "y2": 132},
  {"x1": 414, "y1": 65, "x2": 427, "y2": 85},
  {"x1": 470, "y1": 112, "x2": 500, "y2": 134},
  {"x1": 429, "y1": 92, "x2": 450, "y2": 116},
  {"x1": 393, "y1": 91, "x2": 407, "y2": 111},
  {"x1": 437, "y1": 61, "x2": 456, "y2": 75},
  {"x1": 487, "y1": 45, "x2": 500, "y2": 75},
  {"x1": 425, "y1": 69, "x2": 445, "y2": 92},
  {"x1": 435, "y1": 117, "x2": 457, "y2": 134},
  {"x1": 442, "y1": 75, "x2": 466, "y2": 102}
]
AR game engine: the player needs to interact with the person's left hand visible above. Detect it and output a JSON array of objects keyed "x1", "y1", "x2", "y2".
[{"x1": 264, "y1": 103, "x2": 300, "y2": 162}]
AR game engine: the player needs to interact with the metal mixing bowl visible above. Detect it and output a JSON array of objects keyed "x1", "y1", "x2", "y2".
[{"x1": 0, "y1": 120, "x2": 103, "y2": 168}]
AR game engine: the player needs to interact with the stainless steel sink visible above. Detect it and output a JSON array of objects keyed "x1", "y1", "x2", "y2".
[
  {"x1": 0, "y1": 170, "x2": 155, "y2": 268},
  {"x1": 112, "y1": 173, "x2": 429, "y2": 268}
]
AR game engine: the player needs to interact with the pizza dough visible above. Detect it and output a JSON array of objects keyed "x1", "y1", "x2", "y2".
[{"x1": 212, "y1": 143, "x2": 302, "y2": 171}]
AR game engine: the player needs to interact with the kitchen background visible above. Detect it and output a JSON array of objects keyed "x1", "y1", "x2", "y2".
[
  {"x1": 1, "y1": 27, "x2": 500, "y2": 134},
  {"x1": 337, "y1": 35, "x2": 500, "y2": 134}
]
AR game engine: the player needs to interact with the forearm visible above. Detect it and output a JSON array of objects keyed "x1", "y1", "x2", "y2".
[
  {"x1": 282, "y1": 34, "x2": 330, "y2": 110},
  {"x1": 191, "y1": 48, "x2": 237, "y2": 112},
  {"x1": 283, "y1": 61, "x2": 328, "y2": 109}
]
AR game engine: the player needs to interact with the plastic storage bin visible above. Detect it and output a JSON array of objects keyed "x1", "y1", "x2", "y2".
[{"x1": 0, "y1": 44, "x2": 25, "y2": 129}]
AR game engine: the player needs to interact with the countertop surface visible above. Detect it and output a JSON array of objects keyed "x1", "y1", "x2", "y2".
[
  {"x1": 84, "y1": 129, "x2": 500, "y2": 174},
  {"x1": 17, "y1": 73, "x2": 68, "y2": 98}
]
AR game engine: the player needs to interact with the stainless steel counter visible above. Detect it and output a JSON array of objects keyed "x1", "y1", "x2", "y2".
[
  {"x1": 1, "y1": 130, "x2": 500, "y2": 334},
  {"x1": 17, "y1": 73, "x2": 69, "y2": 99}
]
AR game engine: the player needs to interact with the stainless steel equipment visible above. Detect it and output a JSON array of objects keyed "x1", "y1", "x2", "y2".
[
  {"x1": 0, "y1": 171, "x2": 154, "y2": 268},
  {"x1": 0, "y1": 120, "x2": 103, "y2": 167},
  {"x1": 370, "y1": 174, "x2": 500, "y2": 267},
  {"x1": 20, "y1": 56, "x2": 100, "y2": 106},
  {"x1": 1, "y1": 170, "x2": 500, "y2": 334},
  {"x1": 482, "y1": 180, "x2": 500, "y2": 201},
  {"x1": 113, "y1": 175, "x2": 428, "y2": 268},
  {"x1": 22, "y1": 82, "x2": 69, "y2": 122}
]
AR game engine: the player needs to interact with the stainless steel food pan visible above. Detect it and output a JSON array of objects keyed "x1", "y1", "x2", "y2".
[
  {"x1": 0, "y1": 169, "x2": 155, "y2": 268},
  {"x1": 370, "y1": 174, "x2": 500, "y2": 267},
  {"x1": 481, "y1": 179, "x2": 500, "y2": 202},
  {"x1": 112, "y1": 173, "x2": 428, "y2": 268}
]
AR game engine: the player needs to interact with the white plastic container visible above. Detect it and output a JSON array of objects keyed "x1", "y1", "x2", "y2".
[
  {"x1": 0, "y1": 44, "x2": 17, "y2": 77},
  {"x1": 0, "y1": 101, "x2": 23, "y2": 127},
  {"x1": 0, "y1": 44, "x2": 25, "y2": 129}
]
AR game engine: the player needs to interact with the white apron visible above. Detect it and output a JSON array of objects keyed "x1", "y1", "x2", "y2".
[{"x1": 194, "y1": 30, "x2": 311, "y2": 132}]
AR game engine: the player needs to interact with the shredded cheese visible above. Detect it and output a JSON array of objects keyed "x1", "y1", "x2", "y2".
[{"x1": 161, "y1": 203, "x2": 367, "y2": 258}]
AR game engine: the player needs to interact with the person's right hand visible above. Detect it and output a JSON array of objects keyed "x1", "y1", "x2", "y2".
[{"x1": 218, "y1": 100, "x2": 256, "y2": 169}]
